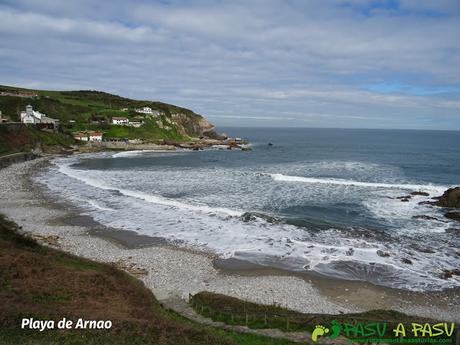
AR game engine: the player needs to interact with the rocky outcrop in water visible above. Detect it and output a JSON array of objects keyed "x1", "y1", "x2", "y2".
[
  {"x1": 410, "y1": 191, "x2": 430, "y2": 196},
  {"x1": 412, "y1": 215, "x2": 445, "y2": 222},
  {"x1": 440, "y1": 269, "x2": 460, "y2": 280},
  {"x1": 435, "y1": 187, "x2": 460, "y2": 208},
  {"x1": 445, "y1": 212, "x2": 460, "y2": 222}
]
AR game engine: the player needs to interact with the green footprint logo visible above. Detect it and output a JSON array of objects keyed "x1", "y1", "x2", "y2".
[{"x1": 311, "y1": 325, "x2": 329, "y2": 342}]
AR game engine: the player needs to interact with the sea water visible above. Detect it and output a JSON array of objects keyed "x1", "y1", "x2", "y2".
[{"x1": 37, "y1": 128, "x2": 460, "y2": 291}]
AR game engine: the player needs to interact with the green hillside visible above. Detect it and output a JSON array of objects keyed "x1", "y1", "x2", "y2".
[
  {"x1": 0, "y1": 85, "x2": 216, "y2": 142},
  {"x1": 0, "y1": 125, "x2": 74, "y2": 155}
]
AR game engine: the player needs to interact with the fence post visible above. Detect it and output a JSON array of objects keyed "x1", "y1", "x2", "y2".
[
  {"x1": 264, "y1": 313, "x2": 267, "y2": 325},
  {"x1": 231, "y1": 313, "x2": 234, "y2": 324},
  {"x1": 245, "y1": 313, "x2": 248, "y2": 325}
]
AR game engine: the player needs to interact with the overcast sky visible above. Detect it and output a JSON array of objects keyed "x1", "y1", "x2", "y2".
[{"x1": 1, "y1": 0, "x2": 459, "y2": 129}]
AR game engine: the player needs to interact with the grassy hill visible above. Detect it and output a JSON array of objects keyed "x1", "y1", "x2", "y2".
[
  {"x1": 0, "y1": 85, "x2": 217, "y2": 143},
  {"x1": 0, "y1": 125, "x2": 74, "y2": 155},
  {"x1": 0, "y1": 215, "x2": 297, "y2": 345}
]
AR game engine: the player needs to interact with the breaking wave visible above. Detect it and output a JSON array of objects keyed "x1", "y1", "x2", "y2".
[
  {"x1": 35, "y1": 153, "x2": 460, "y2": 292},
  {"x1": 270, "y1": 173, "x2": 446, "y2": 193}
]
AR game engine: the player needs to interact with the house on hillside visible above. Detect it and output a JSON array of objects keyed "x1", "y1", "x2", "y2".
[
  {"x1": 0, "y1": 91, "x2": 38, "y2": 98},
  {"x1": 73, "y1": 132, "x2": 89, "y2": 141},
  {"x1": 73, "y1": 131, "x2": 104, "y2": 142},
  {"x1": 127, "y1": 121, "x2": 144, "y2": 128},
  {"x1": 20, "y1": 105, "x2": 59, "y2": 129},
  {"x1": 111, "y1": 117, "x2": 129, "y2": 125},
  {"x1": 89, "y1": 131, "x2": 103, "y2": 141},
  {"x1": 135, "y1": 106, "x2": 153, "y2": 115}
]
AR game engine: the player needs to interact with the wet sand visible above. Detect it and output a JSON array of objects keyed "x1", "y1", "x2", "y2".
[{"x1": 1, "y1": 157, "x2": 458, "y2": 322}]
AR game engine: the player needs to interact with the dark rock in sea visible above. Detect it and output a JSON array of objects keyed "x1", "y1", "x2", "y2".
[
  {"x1": 268, "y1": 142, "x2": 273, "y2": 146},
  {"x1": 418, "y1": 200, "x2": 437, "y2": 206},
  {"x1": 435, "y1": 187, "x2": 460, "y2": 208},
  {"x1": 445, "y1": 228, "x2": 460, "y2": 235},
  {"x1": 397, "y1": 195, "x2": 412, "y2": 200},
  {"x1": 400, "y1": 198, "x2": 410, "y2": 202},
  {"x1": 410, "y1": 244, "x2": 435, "y2": 254},
  {"x1": 440, "y1": 269, "x2": 460, "y2": 280},
  {"x1": 345, "y1": 248, "x2": 354, "y2": 256},
  {"x1": 412, "y1": 215, "x2": 445, "y2": 222},
  {"x1": 445, "y1": 212, "x2": 460, "y2": 222},
  {"x1": 241, "y1": 213, "x2": 257, "y2": 222},
  {"x1": 376, "y1": 250, "x2": 390, "y2": 258},
  {"x1": 401, "y1": 258, "x2": 413, "y2": 265},
  {"x1": 410, "y1": 191, "x2": 430, "y2": 196},
  {"x1": 240, "y1": 212, "x2": 280, "y2": 224},
  {"x1": 227, "y1": 142, "x2": 239, "y2": 150}
]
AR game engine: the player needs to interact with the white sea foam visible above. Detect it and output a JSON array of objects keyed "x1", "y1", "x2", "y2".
[
  {"x1": 58, "y1": 161, "x2": 242, "y2": 217},
  {"x1": 112, "y1": 150, "x2": 183, "y2": 158},
  {"x1": 85, "y1": 199, "x2": 114, "y2": 211},
  {"x1": 35, "y1": 156, "x2": 460, "y2": 291},
  {"x1": 270, "y1": 173, "x2": 446, "y2": 192}
]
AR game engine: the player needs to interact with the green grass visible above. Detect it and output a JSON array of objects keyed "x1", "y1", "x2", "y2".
[
  {"x1": 54, "y1": 254, "x2": 103, "y2": 272},
  {"x1": 0, "y1": 84, "x2": 209, "y2": 141},
  {"x1": 104, "y1": 119, "x2": 185, "y2": 141},
  {"x1": 190, "y1": 292, "x2": 446, "y2": 334},
  {"x1": 0, "y1": 215, "x2": 301, "y2": 345},
  {"x1": 0, "y1": 124, "x2": 75, "y2": 155}
]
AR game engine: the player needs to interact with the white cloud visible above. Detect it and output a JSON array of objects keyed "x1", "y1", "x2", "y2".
[{"x1": 0, "y1": 0, "x2": 459, "y2": 129}]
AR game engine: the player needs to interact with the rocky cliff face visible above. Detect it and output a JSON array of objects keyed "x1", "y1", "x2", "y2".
[{"x1": 170, "y1": 113, "x2": 222, "y2": 139}]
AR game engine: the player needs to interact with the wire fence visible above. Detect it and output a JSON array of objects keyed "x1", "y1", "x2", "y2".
[
  {"x1": 188, "y1": 293, "x2": 445, "y2": 334},
  {"x1": 190, "y1": 293, "x2": 331, "y2": 332}
]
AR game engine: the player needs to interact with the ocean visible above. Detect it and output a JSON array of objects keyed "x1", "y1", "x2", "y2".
[{"x1": 37, "y1": 128, "x2": 460, "y2": 291}]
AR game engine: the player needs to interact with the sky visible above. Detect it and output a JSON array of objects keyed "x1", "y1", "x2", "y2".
[{"x1": 1, "y1": 0, "x2": 460, "y2": 130}]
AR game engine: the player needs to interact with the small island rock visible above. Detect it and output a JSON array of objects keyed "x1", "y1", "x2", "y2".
[{"x1": 435, "y1": 187, "x2": 460, "y2": 208}]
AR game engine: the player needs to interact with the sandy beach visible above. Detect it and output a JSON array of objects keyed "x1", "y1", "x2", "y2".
[{"x1": 0, "y1": 158, "x2": 458, "y2": 323}]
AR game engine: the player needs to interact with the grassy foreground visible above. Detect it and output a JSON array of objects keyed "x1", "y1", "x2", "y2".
[
  {"x1": 191, "y1": 292, "x2": 428, "y2": 334},
  {"x1": 190, "y1": 292, "x2": 459, "y2": 343},
  {"x1": 0, "y1": 215, "x2": 299, "y2": 345}
]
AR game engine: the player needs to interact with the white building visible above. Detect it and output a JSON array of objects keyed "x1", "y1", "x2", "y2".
[
  {"x1": 20, "y1": 105, "x2": 58, "y2": 126},
  {"x1": 89, "y1": 131, "x2": 103, "y2": 141},
  {"x1": 127, "y1": 121, "x2": 144, "y2": 128},
  {"x1": 73, "y1": 131, "x2": 103, "y2": 142},
  {"x1": 136, "y1": 107, "x2": 160, "y2": 116},
  {"x1": 22, "y1": 113, "x2": 36, "y2": 124},
  {"x1": 73, "y1": 132, "x2": 89, "y2": 141},
  {"x1": 112, "y1": 117, "x2": 129, "y2": 125}
]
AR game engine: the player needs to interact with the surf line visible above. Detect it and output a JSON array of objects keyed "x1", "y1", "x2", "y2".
[{"x1": 270, "y1": 173, "x2": 443, "y2": 191}]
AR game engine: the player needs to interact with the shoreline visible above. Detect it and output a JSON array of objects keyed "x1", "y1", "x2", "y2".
[{"x1": 0, "y1": 158, "x2": 458, "y2": 322}]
